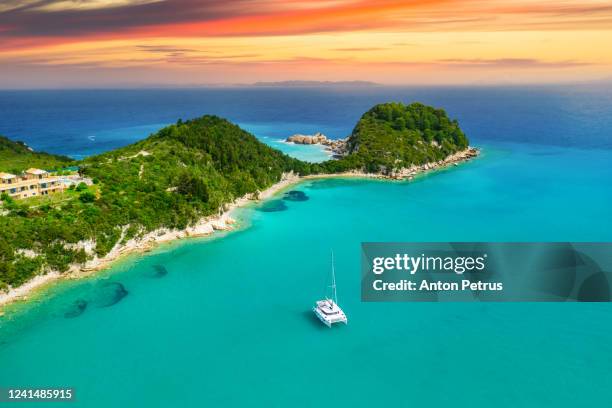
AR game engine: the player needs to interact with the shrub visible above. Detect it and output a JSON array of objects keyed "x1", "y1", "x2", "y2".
[{"x1": 79, "y1": 191, "x2": 95, "y2": 203}]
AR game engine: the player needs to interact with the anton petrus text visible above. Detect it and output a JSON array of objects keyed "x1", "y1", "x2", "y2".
[{"x1": 361, "y1": 243, "x2": 612, "y2": 302}]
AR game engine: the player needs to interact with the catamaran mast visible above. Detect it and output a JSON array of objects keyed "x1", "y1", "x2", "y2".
[{"x1": 331, "y1": 250, "x2": 338, "y2": 305}]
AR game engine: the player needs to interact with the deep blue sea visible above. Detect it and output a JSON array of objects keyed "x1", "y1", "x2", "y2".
[
  {"x1": 1, "y1": 85, "x2": 611, "y2": 157},
  {"x1": 0, "y1": 86, "x2": 611, "y2": 407}
]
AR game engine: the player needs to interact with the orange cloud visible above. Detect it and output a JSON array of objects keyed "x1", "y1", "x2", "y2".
[
  {"x1": 0, "y1": 0, "x2": 611, "y2": 87},
  {"x1": 4, "y1": 0, "x2": 611, "y2": 47}
]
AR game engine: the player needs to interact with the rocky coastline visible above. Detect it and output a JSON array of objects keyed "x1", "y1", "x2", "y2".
[
  {"x1": 302, "y1": 147, "x2": 480, "y2": 181},
  {"x1": 387, "y1": 147, "x2": 479, "y2": 180}
]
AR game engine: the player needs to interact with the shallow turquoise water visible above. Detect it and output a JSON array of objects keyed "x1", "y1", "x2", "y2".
[
  {"x1": 1, "y1": 142, "x2": 611, "y2": 407},
  {"x1": 260, "y1": 136, "x2": 331, "y2": 163}
]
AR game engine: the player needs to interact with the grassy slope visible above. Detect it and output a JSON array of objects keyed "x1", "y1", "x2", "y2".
[{"x1": 0, "y1": 135, "x2": 73, "y2": 173}]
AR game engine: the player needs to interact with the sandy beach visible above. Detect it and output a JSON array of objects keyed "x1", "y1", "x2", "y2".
[{"x1": 0, "y1": 147, "x2": 478, "y2": 309}]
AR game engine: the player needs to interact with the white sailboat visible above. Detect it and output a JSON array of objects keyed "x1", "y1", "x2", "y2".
[{"x1": 313, "y1": 251, "x2": 348, "y2": 327}]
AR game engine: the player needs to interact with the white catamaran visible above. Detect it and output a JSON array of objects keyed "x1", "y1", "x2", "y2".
[{"x1": 313, "y1": 251, "x2": 348, "y2": 328}]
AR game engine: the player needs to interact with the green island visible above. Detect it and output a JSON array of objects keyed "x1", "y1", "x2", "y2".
[{"x1": 0, "y1": 102, "x2": 476, "y2": 292}]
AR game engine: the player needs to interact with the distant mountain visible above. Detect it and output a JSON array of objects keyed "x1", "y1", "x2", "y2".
[
  {"x1": 251, "y1": 80, "x2": 379, "y2": 87},
  {"x1": 0, "y1": 135, "x2": 72, "y2": 173}
]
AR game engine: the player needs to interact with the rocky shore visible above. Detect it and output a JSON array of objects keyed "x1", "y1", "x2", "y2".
[
  {"x1": 387, "y1": 147, "x2": 479, "y2": 180},
  {"x1": 285, "y1": 132, "x2": 348, "y2": 158},
  {"x1": 301, "y1": 147, "x2": 480, "y2": 181}
]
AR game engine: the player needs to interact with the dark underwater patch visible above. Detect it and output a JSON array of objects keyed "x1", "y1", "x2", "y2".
[
  {"x1": 307, "y1": 178, "x2": 368, "y2": 190},
  {"x1": 577, "y1": 272, "x2": 611, "y2": 302},
  {"x1": 146, "y1": 264, "x2": 168, "y2": 278},
  {"x1": 64, "y1": 299, "x2": 88, "y2": 318},
  {"x1": 258, "y1": 200, "x2": 288, "y2": 212},
  {"x1": 283, "y1": 190, "x2": 309, "y2": 202},
  {"x1": 92, "y1": 282, "x2": 129, "y2": 308}
]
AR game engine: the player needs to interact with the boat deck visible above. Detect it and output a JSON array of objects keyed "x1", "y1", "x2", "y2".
[{"x1": 313, "y1": 299, "x2": 347, "y2": 327}]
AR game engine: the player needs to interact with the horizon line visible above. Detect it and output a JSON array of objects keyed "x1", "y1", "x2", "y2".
[{"x1": 1, "y1": 78, "x2": 611, "y2": 91}]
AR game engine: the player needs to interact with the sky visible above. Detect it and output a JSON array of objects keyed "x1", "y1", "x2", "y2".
[{"x1": 0, "y1": 0, "x2": 611, "y2": 88}]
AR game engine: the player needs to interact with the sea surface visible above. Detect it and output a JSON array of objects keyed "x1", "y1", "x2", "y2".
[{"x1": 1, "y1": 86, "x2": 611, "y2": 407}]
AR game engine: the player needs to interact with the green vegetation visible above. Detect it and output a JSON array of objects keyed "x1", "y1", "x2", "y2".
[
  {"x1": 17, "y1": 184, "x2": 98, "y2": 209},
  {"x1": 320, "y1": 102, "x2": 469, "y2": 174},
  {"x1": 0, "y1": 105, "x2": 470, "y2": 290},
  {"x1": 0, "y1": 135, "x2": 73, "y2": 173},
  {"x1": 0, "y1": 116, "x2": 310, "y2": 289}
]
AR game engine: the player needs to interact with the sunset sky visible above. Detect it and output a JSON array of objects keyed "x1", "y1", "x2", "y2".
[{"x1": 1, "y1": 0, "x2": 611, "y2": 88}]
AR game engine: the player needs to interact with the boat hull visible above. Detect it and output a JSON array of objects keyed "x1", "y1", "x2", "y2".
[{"x1": 313, "y1": 304, "x2": 347, "y2": 327}]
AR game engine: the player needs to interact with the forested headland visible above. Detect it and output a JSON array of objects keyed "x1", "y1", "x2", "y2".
[{"x1": 0, "y1": 103, "x2": 472, "y2": 290}]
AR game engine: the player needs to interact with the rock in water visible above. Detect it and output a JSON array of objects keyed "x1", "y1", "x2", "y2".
[
  {"x1": 258, "y1": 200, "x2": 288, "y2": 212},
  {"x1": 92, "y1": 282, "x2": 129, "y2": 308},
  {"x1": 64, "y1": 299, "x2": 88, "y2": 318},
  {"x1": 286, "y1": 133, "x2": 328, "y2": 145},
  {"x1": 283, "y1": 190, "x2": 309, "y2": 202}
]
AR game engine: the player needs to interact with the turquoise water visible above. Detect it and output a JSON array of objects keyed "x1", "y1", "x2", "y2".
[
  {"x1": 265, "y1": 138, "x2": 330, "y2": 163},
  {"x1": 1, "y1": 141, "x2": 611, "y2": 407}
]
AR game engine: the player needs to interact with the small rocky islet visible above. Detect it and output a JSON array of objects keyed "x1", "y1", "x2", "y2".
[{"x1": 285, "y1": 132, "x2": 348, "y2": 158}]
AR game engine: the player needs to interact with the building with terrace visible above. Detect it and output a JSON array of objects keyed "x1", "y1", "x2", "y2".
[{"x1": 0, "y1": 168, "x2": 67, "y2": 199}]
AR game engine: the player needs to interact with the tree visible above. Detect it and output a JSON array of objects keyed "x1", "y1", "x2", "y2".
[
  {"x1": 177, "y1": 173, "x2": 209, "y2": 202},
  {"x1": 1, "y1": 192, "x2": 13, "y2": 205},
  {"x1": 79, "y1": 191, "x2": 95, "y2": 203}
]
